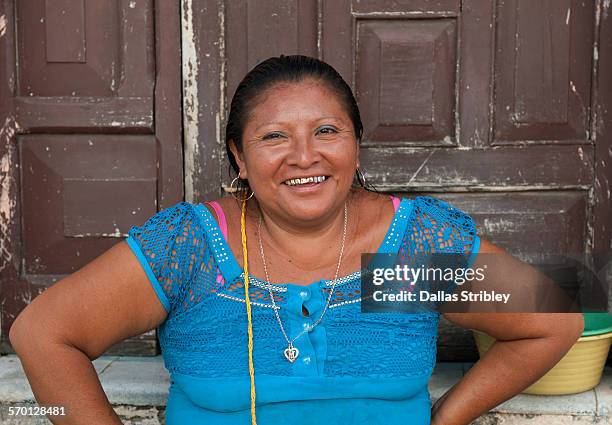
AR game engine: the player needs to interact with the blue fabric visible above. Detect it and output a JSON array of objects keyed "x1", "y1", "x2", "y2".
[{"x1": 126, "y1": 196, "x2": 480, "y2": 424}]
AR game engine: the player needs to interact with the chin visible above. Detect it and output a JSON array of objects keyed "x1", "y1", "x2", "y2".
[{"x1": 284, "y1": 198, "x2": 341, "y2": 221}]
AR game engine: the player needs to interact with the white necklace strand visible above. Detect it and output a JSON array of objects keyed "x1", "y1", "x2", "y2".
[{"x1": 256, "y1": 201, "x2": 348, "y2": 363}]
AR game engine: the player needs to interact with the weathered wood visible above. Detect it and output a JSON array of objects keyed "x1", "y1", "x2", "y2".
[
  {"x1": 182, "y1": 0, "x2": 224, "y2": 202},
  {"x1": 494, "y1": 0, "x2": 594, "y2": 143},
  {"x1": 15, "y1": 97, "x2": 153, "y2": 133},
  {"x1": 359, "y1": 145, "x2": 594, "y2": 189},
  {"x1": 1, "y1": 0, "x2": 182, "y2": 355},
  {"x1": 155, "y1": 0, "x2": 184, "y2": 208},
  {"x1": 592, "y1": 0, "x2": 612, "y2": 312},
  {"x1": 356, "y1": 19, "x2": 458, "y2": 144}
]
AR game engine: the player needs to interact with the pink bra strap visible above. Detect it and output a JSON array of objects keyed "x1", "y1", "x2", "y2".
[
  {"x1": 390, "y1": 195, "x2": 400, "y2": 212},
  {"x1": 206, "y1": 201, "x2": 228, "y2": 240}
]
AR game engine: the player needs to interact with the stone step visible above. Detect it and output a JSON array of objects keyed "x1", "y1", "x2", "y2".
[{"x1": 0, "y1": 355, "x2": 610, "y2": 424}]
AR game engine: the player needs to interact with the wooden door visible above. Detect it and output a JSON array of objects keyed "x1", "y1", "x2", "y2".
[
  {"x1": 0, "y1": 0, "x2": 183, "y2": 355},
  {"x1": 185, "y1": 0, "x2": 612, "y2": 360}
]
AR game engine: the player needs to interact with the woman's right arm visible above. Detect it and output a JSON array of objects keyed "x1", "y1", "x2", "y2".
[{"x1": 8, "y1": 240, "x2": 168, "y2": 425}]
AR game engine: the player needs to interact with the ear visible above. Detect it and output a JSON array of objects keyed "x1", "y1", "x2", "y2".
[{"x1": 228, "y1": 139, "x2": 248, "y2": 179}]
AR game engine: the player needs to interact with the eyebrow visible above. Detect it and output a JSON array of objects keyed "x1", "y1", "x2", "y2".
[{"x1": 253, "y1": 116, "x2": 345, "y2": 133}]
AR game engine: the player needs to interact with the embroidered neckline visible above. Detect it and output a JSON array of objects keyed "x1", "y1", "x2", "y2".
[{"x1": 194, "y1": 197, "x2": 414, "y2": 290}]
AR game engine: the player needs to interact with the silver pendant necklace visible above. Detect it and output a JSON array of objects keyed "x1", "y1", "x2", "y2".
[{"x1": 256, "y1": 201, "x2": 348, "y2": 363}]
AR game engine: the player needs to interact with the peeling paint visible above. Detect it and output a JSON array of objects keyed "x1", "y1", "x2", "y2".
[
  {"x1": 569, "y1": 80, "x2": 588, "y2": 135},
  {"x1": 353, "y1": 11, "x2": 457, "y2": 17},
  {"x1": 182, "y1": 0, "x2": 200, "y2": 203},
  {"x1": 0, "y1": 15, "x2": 7, "y2": 38},
  {"x1": 0, "y1": 117, "x2": 21, "y2": 273},
  {"x1": 0, "y1": 116, "x2": 20, "y2": 140},
  {"x1": 483, "y1": 218, "x2": 516, "y2": 234},
  {"x1": 0, "y1": 151, "x2": 15, "y2": 272},
  {"x1": 571, "y1": 80, "x2": 580, "y2": 95}
]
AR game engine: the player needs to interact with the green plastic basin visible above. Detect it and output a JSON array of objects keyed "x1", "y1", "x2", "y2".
[{"x1": 582, "y1": 312, "x2": 612, "y2": 336}]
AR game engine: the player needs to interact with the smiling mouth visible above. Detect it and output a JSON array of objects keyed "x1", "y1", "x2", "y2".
[{"x1": 283, "y1": 175, "x2": 330, "y2": 186}]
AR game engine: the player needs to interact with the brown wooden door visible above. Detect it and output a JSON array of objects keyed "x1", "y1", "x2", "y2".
[
  {"x1": 185, "y1": 0, "x2": 612, "y2": 360},
  {"x1": 0, "y1": 0, "x2": 182, "y2": 355}
]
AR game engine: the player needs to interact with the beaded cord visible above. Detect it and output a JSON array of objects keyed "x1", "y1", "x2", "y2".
[{"x1": 240, "y1": 198, "x2": 258, "y2": 424}]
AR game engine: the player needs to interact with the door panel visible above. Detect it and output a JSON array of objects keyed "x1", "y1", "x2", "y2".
[
  {"x1": 0, "y1": 0, "x2": 183, "y2": 355},
  {"x1": 494, "y1": 0, "x2": 593, "y2": 143},
  {"x1": 356, "y1": 19, "x2": 457, "y2": 145},
  {"x1": 16, "y1": 0, "x2": 154, "y2": 132}
]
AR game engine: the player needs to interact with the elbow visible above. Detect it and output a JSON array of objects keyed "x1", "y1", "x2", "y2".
[
  {"x1": 569, "y1": 312, "x2": 585, "y2": 341},
  {"x1": 554, "y1": 313, "x2": 584, "y2": 346},
  {"x1": 9, "y1": 316, "x2": 25, "y2": 353},
  {"x1": 9, "y1": 309, "x2": 31, "y2": 353},
  {"x1": 9, "y1": 305, "x2": 40, "y2": 354}
]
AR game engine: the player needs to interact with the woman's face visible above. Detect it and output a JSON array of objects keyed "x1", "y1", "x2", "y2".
[{"x1": 229, "y1": 79, "x2": 359, "y2": 222}]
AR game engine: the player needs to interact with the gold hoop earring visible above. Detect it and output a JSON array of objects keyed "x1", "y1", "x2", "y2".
[{"x1": 229, "y1": 176, "x2": 255, "y2": 201}]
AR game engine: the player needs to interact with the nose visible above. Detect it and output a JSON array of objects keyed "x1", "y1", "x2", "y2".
[{"x1": 286, "y1": 133, "x2": 322, "y2": 168}]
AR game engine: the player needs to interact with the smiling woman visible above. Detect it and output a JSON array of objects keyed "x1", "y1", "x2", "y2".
[{"x1": 9, "y1": 55, "x2": 584, "y2": 425}]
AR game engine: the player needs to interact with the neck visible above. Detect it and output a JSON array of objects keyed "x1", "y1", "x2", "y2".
[{"x1": 254, "y1": 191, "x2": 356, "y2": 271}]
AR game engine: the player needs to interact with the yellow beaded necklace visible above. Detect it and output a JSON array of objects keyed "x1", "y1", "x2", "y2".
[{"x1": 240, "y1": 197, "x2": 258, "y2": 424}]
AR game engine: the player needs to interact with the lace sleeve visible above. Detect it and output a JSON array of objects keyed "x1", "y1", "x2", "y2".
[
  {"x1": 412, "y1": 196, "x2": 480, "y2": 265},
  {"x1": 409, "y1": 196, "x2": 481, "y2": 297},
  {"x1": 125, "y1": 202, "x2": 202, "y2": 314}
]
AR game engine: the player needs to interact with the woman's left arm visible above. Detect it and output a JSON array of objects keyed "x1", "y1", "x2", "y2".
[{"x1": 430, "y1": 238, "x2": 584, "y2": 425}]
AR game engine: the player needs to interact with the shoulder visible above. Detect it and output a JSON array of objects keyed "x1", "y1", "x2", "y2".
[
  {"x1": 352, "y1": 188, "x2": 393, "y2": 210},
  {"x1": 197, "y1": 195, "x2": 240, "y2": 226}
]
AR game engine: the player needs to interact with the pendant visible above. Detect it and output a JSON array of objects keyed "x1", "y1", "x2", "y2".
[{"x1": 284, "y1": 344, "x2": 299, "y2": 363}]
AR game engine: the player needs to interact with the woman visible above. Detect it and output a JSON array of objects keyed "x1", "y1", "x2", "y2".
[{"x1": 10, "y1": 55, "x2": 584, "y2": 425}]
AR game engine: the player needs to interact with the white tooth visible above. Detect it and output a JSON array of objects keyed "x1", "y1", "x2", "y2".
[{"x1": 286, "y1": 176, "x2": 328, "y2": 186}]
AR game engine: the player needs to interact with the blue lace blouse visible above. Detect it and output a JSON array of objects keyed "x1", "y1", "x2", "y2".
[{"x1": 125, "y1": 196, "x2": 480, "y2": 425}]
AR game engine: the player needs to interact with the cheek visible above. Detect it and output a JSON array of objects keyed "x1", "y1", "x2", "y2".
[
  {"x1": 328, "y1": 144, "x2": 358, "y2": 168},
  {"x1": 243, "y1": 150, "x2": 283, "y2": 184}
]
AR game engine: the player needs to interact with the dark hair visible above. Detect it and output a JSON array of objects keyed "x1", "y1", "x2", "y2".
[{"x1": 225, "y1": 55, "x2": 376, "y2": 192}]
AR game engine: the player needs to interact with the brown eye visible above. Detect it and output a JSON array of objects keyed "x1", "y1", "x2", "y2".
[
  {"x1": 262, "y1": 132, "x2": 285, "y2": 140},
  {"x1": 316, "y1": 126, "x2": 338, "y2": 135}
]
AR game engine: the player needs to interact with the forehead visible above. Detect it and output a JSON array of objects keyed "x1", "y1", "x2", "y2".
[{"x1": 246, "y1": 79, "x2": 349, "y2": 124}]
